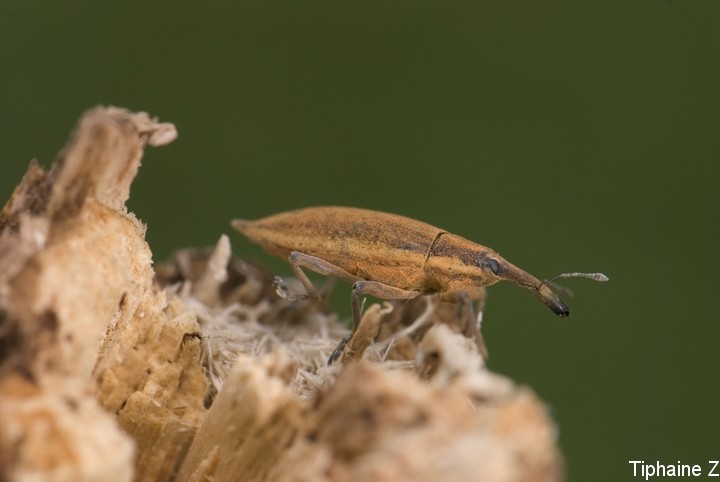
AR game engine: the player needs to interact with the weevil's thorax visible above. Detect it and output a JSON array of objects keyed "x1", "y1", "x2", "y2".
[{"x1": 423, "y1": 233, "x2": 501, "y2": 293}]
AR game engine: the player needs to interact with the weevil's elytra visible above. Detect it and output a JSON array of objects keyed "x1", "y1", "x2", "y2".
[
  {"x1": 232, "y1": 206, "x2": 583, "y2": 362},
  {"x1": 234, "y1": 207, "x2": 442, "y2": 292}
]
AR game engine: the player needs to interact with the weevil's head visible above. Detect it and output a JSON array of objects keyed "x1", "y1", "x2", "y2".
[
  {"x1": 428, "y1": 233, "x2": 569, "y2": 317},
  {"x1": 478, "y1": 251, "x2": 570, "y2": 317}
]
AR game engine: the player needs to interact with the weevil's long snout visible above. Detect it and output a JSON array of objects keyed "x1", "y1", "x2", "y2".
[{"x1": 500, "y1": 261, "x2": 570, "y2": 317}]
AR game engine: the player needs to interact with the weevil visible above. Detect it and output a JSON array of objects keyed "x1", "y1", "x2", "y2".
[{"x1": 232, "y1": 206, "x2": 604, "y2": 363}]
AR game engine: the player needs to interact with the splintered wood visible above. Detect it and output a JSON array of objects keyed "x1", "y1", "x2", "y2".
[{"x1": 0, "y1": 107, "x2": 564, "y2": 482}]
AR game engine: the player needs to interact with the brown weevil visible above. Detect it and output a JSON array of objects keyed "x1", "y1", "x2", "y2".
[{"x1": 232, "y1": 206, "x2": 606, "y2": 363}]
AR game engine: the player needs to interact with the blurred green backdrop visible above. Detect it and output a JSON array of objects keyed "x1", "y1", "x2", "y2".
[{"x1": 2, "y1": 1, "x2": 719, "y2": 480}]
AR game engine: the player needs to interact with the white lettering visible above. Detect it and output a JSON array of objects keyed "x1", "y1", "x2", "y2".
[
  {"x1": 629, "y1": 460, "x2": 704, "y2": 479},
  {"x1": 710, "y1": 460, "x2": 719, "y2": 477},
  {"x1": 646, "y1": 462, "x2": 656, "y2": 479}
]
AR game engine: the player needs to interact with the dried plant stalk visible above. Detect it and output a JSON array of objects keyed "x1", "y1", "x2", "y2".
[{"x1": 0, "y1": 107, "x2": 204, "y2": 482}]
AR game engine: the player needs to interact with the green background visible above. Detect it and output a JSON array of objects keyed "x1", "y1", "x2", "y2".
[{"x1": 2, "y1": 2, "x2": 719, "y2": 480}]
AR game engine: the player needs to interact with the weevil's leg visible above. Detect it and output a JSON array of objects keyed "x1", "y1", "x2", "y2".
[
  {"x1": 441, "y1": 289, "x2": 488, "y2": 360},
  {"x1": 283, "y1": 251, "x2": 360, "y2": 302},
  {"x1": 465, "y1": 293, "x2": 488, "y2": 360},
  {"x1": 328, "y1": 281, "x2": 421, "y2": 365},
  {"x1": 327, "y1": 334, "x2": 353, "y2": 365},
  {"x1": 350, "y1": 281, "x2": 421, "y2": 331},
  {"x1": 273, "y1": 276, "x2": 308, "y2": 302}
]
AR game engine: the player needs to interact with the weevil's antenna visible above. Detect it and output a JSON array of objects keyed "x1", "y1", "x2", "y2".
[
  {"x1": 544, "y1": 272, "x2": 609, "y2": 298},
  {"x1": 549, "y1": 272, "x2": 609, "y2": 283}
]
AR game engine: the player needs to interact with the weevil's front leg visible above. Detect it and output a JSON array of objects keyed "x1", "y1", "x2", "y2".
[
  {"x1": 462, "y1": 292, "x2": 488, "y2": 361},
  {"x1": 440, "y1": 289, "x2": 488, "y2": 360},
  {"x1": 328, "y1": 280, "x2": 421, "y2": 365},
  {"x1": 276, "y1": 251, "x2": 360, "y2": 302}
]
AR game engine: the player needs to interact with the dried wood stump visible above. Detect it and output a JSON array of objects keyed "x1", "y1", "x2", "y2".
[{"x1": 0, "y1": 107, "x2": 564, "y2": 482}]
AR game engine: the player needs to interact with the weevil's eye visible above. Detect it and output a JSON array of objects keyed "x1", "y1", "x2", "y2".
[{"x1": 488, "y1": 258, "x2": 500, "y2": 275}]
